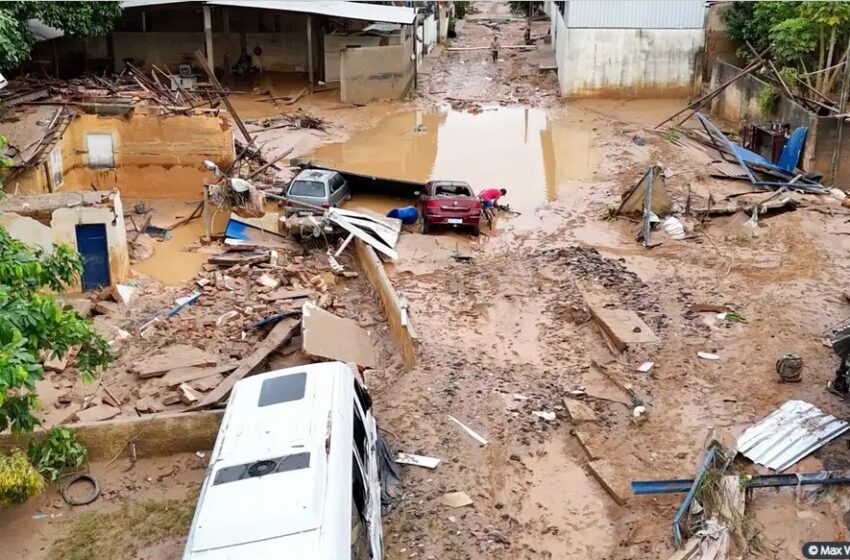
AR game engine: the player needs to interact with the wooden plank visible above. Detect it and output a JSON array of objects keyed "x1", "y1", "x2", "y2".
[
  {"x1": 301, "y1": 302, "x2": 377, "y2": 368},
  {"x1": 131, "y1": 344, "x2": 218, "y2": 379},
  {"x1": 163, "y1": 362, "x2": 242, "y2": 388},
  {"x1": 586, "y1": 459, "x2": 631, "y2": 506},
  {"x1": 586, "y1": 303, "x2": 658, "y2": 353},
  {"x1": 187, "y1": 317, "x2": 300, "y2": 410},
  {"x1": 564, "y1": 398, "x2": 598, "y2": 424},
  {"x1": 260, "y1": 288, "x2": 311, "y2": 302}
]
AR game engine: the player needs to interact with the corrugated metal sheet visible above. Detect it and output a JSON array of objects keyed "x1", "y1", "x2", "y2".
[
  {"x1": 736, "y1": 400, "x2": 850, "y2": 472},
  {"x1": 565, "y1": 1, "x2": 705, "y2": 29}
]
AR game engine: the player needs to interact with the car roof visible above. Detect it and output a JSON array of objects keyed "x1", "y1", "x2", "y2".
[
  {"x1": 294, "y1": 168, "x2": 337, "y2": 182},
  {"x1": 427, "y1": 180, "x2": 471, "y2": 188},
  {"x1": 187, "y1": 362, "x2": 355, "y2": 557}
]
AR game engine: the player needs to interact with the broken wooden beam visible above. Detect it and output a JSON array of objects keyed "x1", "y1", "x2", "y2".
[{"x1": 186, "y1": 317, "x2": 300, "y2": 410}]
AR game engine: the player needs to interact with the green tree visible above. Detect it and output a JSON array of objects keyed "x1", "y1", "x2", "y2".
[
  {"x1": 0, "y1": 2, "x2": 122, "y2": 70},
  {"x1": 0, "y1": 136, "x2": 112, "y2": 433},
  {"x1": 725, "y1": 1, "x2": 850, "y2": 93}
]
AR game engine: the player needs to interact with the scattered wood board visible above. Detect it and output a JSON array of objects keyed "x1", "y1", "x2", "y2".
[
  {"x1": 261, "y1": 288, "x2": 311, "y2": 302},
  {"x1": 163, "y1": 362, "x2": 242, "y2": 388},
  {"x1": 572, "y1": 429, "x2": 604, "y2": 460},
  {"x1": 187, "y1": 317, "x2": 300, "y2": 410},
  {"x1": 301, "y1": 302, "x2": 377, "y2": 368},
  {"x1": 587, "y1": 304, "x2": 658, "y2": 352},
  {"x1": 564, "y1": 398, "x2": 598, "y2": 424},
  {"x1": 586, "y1": 458, "x2": 631, "y2": 506},
  {"x1": 132, "y1": 345, "x2": 217, "y2": 379}
]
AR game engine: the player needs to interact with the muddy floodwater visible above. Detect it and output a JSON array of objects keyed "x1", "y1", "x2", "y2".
[{"x1": 308, "y1": 106, "x2": 600, "y2": 229}]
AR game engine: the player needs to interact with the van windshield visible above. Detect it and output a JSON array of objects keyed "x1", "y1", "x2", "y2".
[{"x1": 289, "y1": 180, "x2": 325, "y2": 197}]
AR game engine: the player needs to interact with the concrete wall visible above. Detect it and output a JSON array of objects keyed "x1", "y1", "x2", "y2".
[
  {"x1": 438, "y1": 6, "x2": 450, "y2": 42},
  {"x1": 703, "y1": 2, "x2": 741, "y2": 80},
  {"x1": 113, "y1": 26, "x2": 309, "y2": 73},
  {"x1": 808, "y1": 117, "x2": 850, "y2": 187},
  {"x1": 324, "y1": 33, "x2": 394, "y2": 83},
  {"x1": 0, "y1": 411, "x2": 224, "y2": 461},
  {"x1": 11, "y1": 111, "x2": 233, "y2": 199},
  {"x1": 554, "y1": 6, "x2": 569, "y2": 96},
  {"x1": 65, "y1": 112, "x2": 232, "y2": 199},
  {"x1": 558, "y1": 27, "x2": 704, "y2": 97},
  {"x1": 340, "y1": 37, "x2": 414, "y2": 104},
  {"x1": 355, "y1": 239, "x2": 418, "y2": 369},
  {"x1": 0, "y1": 191, "x2": 131, "y2": 291},
  {"x1": 422, "y1": 14, "x2": 438, "y2": 54}
]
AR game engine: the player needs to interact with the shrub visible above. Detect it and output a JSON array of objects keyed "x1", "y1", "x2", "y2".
[
  {"x1": 0, "y1": 450, "x2": 44, "y2": 506},
  {"x1": 27, "y1": 426, "x2": 87, "y2": 483}
]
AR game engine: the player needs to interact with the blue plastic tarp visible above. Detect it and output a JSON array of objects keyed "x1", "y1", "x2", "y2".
[{"x1": 777, "y1": 126, "x2": 807, "y2": 172}]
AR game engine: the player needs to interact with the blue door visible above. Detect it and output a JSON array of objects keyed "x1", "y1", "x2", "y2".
[{"x1": 75, "y1": 224, "x2": 110, "y2": 291}]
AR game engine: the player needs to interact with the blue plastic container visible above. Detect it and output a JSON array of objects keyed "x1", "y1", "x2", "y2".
[{"x1": 387, "y1": 206, "x2": 419, "y2": 224}]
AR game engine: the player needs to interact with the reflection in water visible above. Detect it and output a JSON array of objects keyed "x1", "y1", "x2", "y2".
[{"x1": 307, "y1": 106, "x2": 599, "y2": 224}]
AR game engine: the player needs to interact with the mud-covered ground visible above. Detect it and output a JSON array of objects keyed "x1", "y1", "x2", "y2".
[
  {"x1": 10, "y1": 2, "x2": 850, "y2": 559},
  {"x1": 360, "y1": 5, "x2": 850, "y2": 560}
]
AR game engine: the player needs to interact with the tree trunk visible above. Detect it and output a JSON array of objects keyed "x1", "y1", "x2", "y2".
[
  {"x1": 825, "y1": 39, "x2": 850, "y2": 95},
  {"x1": 825, "y1": 25, "x2": 838, "y2": 92},
  {"x1": 817, "y1": 26, "x2": 826, "y2": 91},
  {"x1": 800, "y1": 57, "x2": 814, "y2": 89}
]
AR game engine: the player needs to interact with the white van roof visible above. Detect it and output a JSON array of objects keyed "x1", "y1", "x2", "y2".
[{"x1": 185, "y1": 361, "x2": 356, "y2": 559}]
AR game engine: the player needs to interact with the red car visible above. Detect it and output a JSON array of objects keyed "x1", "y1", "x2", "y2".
[{"x1": 418, "y1": 180, "x2": 481, "y2": 235}]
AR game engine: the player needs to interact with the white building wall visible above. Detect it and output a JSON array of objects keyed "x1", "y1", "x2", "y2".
[
  {"x1": 561, "y1": 28, "x2": 703, "y2": 96},
  {"x1": 546, "y1": 1, "x2": 704, "y2": 97}
]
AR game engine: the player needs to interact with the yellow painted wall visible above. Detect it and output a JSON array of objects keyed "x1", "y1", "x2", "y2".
[{"x1": 7, "y1": 110, "x2": 234, "y2": 200}]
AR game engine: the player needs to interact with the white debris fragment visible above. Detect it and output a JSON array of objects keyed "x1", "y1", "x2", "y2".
[
  {"x1": 636, "y1": 361, "x2": 654, "y2": 373},
  {"x1": 697, "y1": 352, "x2": 720, "y2": 360},
  {"x1": 396, "y1": 453, "x2": 441, "y2": 469},
  {"x1": 512, "y1": 393, "x2": 530, "y2": 401},
  {"x1": 447, "y1": 415, "x2": 488, "y2": 446},
  {"x1": 532, "y1": 410, "x2": 556, "y2": 422}
]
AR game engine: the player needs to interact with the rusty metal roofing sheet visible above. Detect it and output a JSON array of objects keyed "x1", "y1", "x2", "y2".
[{"x1": 736, "y1": 400, "x2": 849, "y2": 472}]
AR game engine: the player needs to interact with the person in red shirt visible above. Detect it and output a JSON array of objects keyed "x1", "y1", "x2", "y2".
[{"x1": 479, "y1": 188, "x2": 506, "y2": 209}]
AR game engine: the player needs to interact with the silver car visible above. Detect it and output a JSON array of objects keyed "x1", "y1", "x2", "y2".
[{"x1": 284, "y1": 168, "x2": 351, "y2": 215}]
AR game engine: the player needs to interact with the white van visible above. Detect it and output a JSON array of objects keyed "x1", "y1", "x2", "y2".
[{"x1": 183, "y1": 362, "x2": 385, "y2": 559}]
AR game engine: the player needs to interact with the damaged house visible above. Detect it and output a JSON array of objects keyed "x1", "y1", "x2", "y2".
[
  {"x1": 0, "y1": 190, "x2": 130, "y2": 292},
  {"x1": 1, "y1": 102, "x2": 234, "y2": 198},
  {"x1": 25, "y1": 0, "x2": 418, "y2": 104}
]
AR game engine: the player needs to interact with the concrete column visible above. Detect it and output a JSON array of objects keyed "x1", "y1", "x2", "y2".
[
  {"x1": 307, "y1": 15, "x2": 314, "y2": 93},
  {"x1": 203, "y1": 5, "x2": 214, "y2": 72}
]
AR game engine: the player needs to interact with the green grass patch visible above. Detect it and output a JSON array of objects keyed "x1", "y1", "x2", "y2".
[{"x1": 47, "y1": 493, "x2": 196, "y2": 560}]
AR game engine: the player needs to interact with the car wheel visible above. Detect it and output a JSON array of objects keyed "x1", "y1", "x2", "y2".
[
  {"x1": 472, "y1": 224, "x2": 481, "y2": 236},
  {"x1": 421, "y1": 220, "x2": 431, "y2": 234}
]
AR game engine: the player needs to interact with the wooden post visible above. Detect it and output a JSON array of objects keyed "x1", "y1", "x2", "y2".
[
  {"x1": 307, "y1": 15, "x2": 314, "y2": 93},
  {"x1": 203, "y1": 5, "x2": 214, "y2": 73},
  {"x1": 831, "y1": 41, "x2": 850, "y2": 185},
  {"x1": 194, "y1": 49, "x2": 251, "y2": 143}
]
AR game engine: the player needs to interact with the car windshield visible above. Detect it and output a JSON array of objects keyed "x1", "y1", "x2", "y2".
[
  {"x1": 433, "y1": 184, "x2": 472, "y2": 197},
  {"x1": 289, "y1": 180, "x2": 325, "y2": 197}
]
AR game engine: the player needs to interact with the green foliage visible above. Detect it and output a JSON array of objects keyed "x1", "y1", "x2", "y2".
[
  {"x1": 0, "y1": 450, "x2": 43, "y2": 506},
  {"x1": 27, "y1": 426, "x2": 87, "y2": 483},
  {"x1": 663, "y1": 129, "x2": 680, "y2": 143},
  {"x1": 508, "y1": 1, "x2": 541, "y2": 16},
  {"x1": 0, "y1": 226, "x2": 113, "y2": 434},
  {"x1": 0, "y1": 2, "x2": 122, "y2": 70},
  {"x1": 724, "y1": 1, "x2": 850, "y2": 93},
  {"x1": 454, "y1": 1, "x2": 469, "y2": 20},
  {"x1": 758, "y1": 86, "x2": 779, "y2": 116}
]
